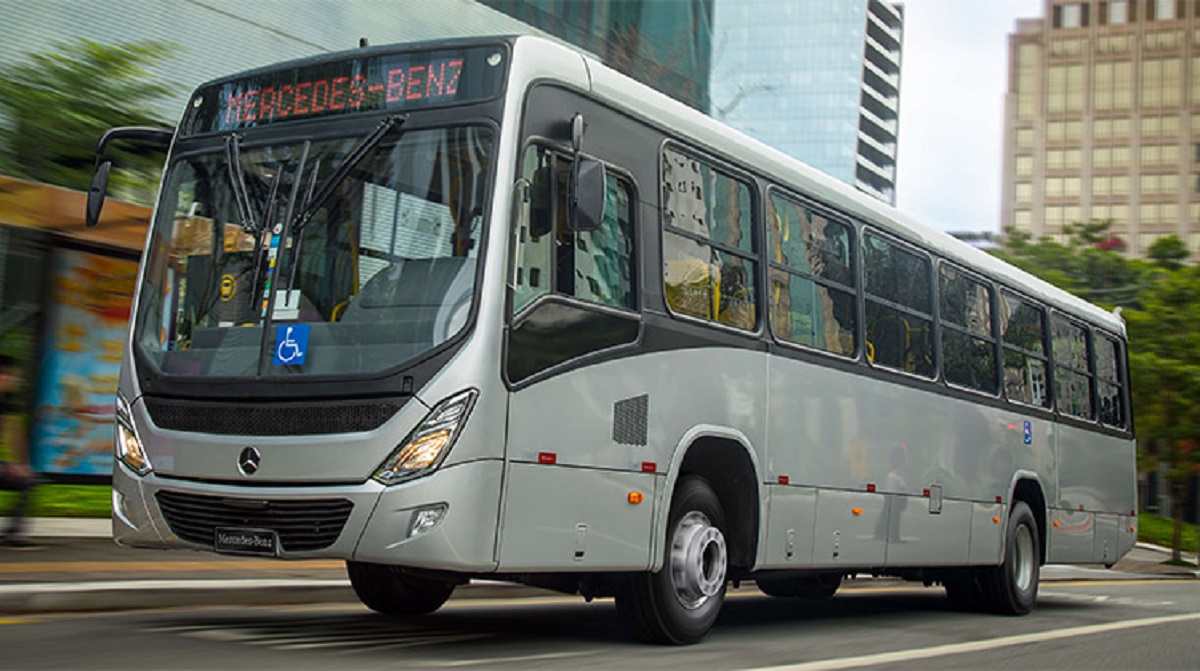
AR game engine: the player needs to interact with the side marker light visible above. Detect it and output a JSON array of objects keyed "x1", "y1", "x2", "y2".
[
  {"x1": 628, "y1": 492, "x2": 644, "y2": 505},
  {"x1": 852, "y1": 507, "x2": 863, "y2": 516},
  {"x1": 992, "y1": 516, "x2": 1001, "y2": 524}
]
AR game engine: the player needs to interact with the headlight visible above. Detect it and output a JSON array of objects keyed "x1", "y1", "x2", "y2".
[
  {"x1": 115, "y1": 394, "x2": 152, "y2": 476},
  {"x1": 374, "y1": 389, "x2": 477, "y2": 485}
]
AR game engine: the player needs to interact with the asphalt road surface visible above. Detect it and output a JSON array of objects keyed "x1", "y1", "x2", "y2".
[{"x1": 1, "y1": 578, "x2": 1197, "y2": 670}]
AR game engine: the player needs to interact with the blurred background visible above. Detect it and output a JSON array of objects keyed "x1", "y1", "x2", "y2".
[{"x1": 0, "y1": 0, "x2": 1195, "y2": 550}]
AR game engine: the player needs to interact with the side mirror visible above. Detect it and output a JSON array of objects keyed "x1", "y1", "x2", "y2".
[
  {"x1": 568, "y1": 156, "x2": 606, "y2": 232},
  {"x1": 85, "y1": 125, "x2": 174, "y2": 228},
  {"x1": 85, "y1": 160, "x2": 113, "y2": 228}
]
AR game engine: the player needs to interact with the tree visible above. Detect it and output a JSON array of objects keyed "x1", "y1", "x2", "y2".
[
  {"x1": 0, "y1": 39, "x2": 174, "y2": 200},
  {"x1": 1124, "y1": 268, "x2": 1200, "y2": 562},
  {"x1": 1148, "y1": 235, "x2": 1189, "y2": 271}
]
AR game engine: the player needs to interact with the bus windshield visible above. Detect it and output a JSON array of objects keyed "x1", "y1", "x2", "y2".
[{"x1": 135, "y1": 124, "x2": 493, "y2": 379}]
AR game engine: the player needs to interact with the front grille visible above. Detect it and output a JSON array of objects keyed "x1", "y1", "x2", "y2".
[
  {"x1": 156, "y1": 490, "x2": 354, "y2": 552},
  {"x1": 144, "y1": 396, "x2": 408, "y2": 436}
]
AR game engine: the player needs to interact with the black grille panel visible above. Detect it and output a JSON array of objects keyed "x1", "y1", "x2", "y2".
[
  {"x1": 156, "y1": 490, "x2": 353, "y2": 552},
  {"x1": 144, "y1": 396, "x2": 407, "y2": 435}
]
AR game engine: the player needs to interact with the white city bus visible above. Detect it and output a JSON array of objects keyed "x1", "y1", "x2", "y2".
[{"x1": 89, "y1": 35, "x2": 1136, "y2": 644}]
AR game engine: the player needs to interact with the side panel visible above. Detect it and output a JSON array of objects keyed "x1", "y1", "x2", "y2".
[
  {"x1": 499, "y1": 348, "x2": 768, "y2": 571},
  {"x1": 1057, "y1": 423, "x2": 1137, "y2": 514},
  {"x1": 811, "y1": 489, "x2": 887, "y2": 567},
  {"x1": 1048, "y1": 508, "x2": 1094, "y2": 563},
  {"x1": 968, "y1": 501, "x2": 1005, "y2": 564},
  {"x1": 762, "y1": 484, "x2": 818, "y2": 565},
  {"x1": 886, "y1": 496, "x2": 971, "y2": 566},
  {"x1": 497, "y1": 463, "x2": 658, "y2": 570}
]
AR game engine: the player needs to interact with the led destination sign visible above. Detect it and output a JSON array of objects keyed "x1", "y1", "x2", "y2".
[{"x1": 184, "y1": 44, "x2": 507, "y2": 135}]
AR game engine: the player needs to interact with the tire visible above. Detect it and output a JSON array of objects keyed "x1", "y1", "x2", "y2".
[
  {"x1": 756, "y1": 573, "x2": 842, "y2": 599},
  {"x1": 346, "y1": 561, "x2": 455, "y2": 616},
  {"x1": 984, "y1": 501, "x2": 1040, "y2": 615},
  {"x1": 616, "y1": 475, "x2": 729, "y2": 645}
]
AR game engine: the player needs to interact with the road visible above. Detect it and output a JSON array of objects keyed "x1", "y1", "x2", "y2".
[{"x1": 1, "y1": 578, "x2": 1197, "y2": 670}]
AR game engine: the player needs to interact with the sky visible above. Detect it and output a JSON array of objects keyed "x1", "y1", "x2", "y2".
[{"x1": 894, "y1": 0, "x2": 1044, "y2": 233}]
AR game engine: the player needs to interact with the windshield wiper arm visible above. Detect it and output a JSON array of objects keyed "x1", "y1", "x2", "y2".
[
  {"x1": 224, "y1": 133, "x2": 259, "y2": 234},
  {"x1": 291, "y1": 114, "x2": 407, "y2": 235}
]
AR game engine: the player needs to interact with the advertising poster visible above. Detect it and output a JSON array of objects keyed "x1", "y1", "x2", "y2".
[{"x1": 33, "y1": 248, "x2": 136, "y2": 476}]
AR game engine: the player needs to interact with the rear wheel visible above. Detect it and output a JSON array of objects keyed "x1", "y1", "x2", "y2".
[
  {"x1": 984, "y1": 501, "x2": 1040, "y2": 615},
  {"x1": 346, "y1": 561, "x2": 455, "y2": 616},
  {"x1": 616, "y1": 475, "x2": 728, "y2": 644},
  {"x1": 756, "y1": 573, "x2": 842, "y2": 599}
]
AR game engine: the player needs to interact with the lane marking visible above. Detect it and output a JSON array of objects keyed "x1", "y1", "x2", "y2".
[
  {"x1": 744, "y1": 612, "x2": 1200, "y2": 671},
  {"x1": 426, "y1": 650, "x2": 603, "y2": 667},
  {"x1": 0, "y1": 617, "x2": 39, "y2": 625}
]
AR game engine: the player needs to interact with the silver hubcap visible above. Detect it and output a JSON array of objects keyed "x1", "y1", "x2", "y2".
[
  {"x1": 669, "y1": 511, "x2": 727, "y2": 610},
  {"x1": 1013, "y1": 524, "x2": 1035, "y2": 592}
]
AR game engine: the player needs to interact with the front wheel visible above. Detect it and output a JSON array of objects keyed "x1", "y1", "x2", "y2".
[
  {"x1": 346, "y1": 561, "x2": 455, "y2": 616},
  {"x1": 616, "y1": 475, "x2": 728, "y2": 644}
]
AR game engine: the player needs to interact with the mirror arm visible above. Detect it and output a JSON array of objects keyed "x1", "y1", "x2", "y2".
[{"x1": 85, "y1": 126, "x2": 174, "y2": 228}]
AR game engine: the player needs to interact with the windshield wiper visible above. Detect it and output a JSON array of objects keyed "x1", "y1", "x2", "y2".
[
  {"x1": 224, "y1": 133, "x2": 259, "y2": 234},
  {"x1": 290, "y1": 114, "x2": 407, "y2": 236}
]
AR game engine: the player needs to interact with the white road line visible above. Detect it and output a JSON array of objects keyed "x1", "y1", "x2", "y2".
[
  {"x1": 425, "y1": 650, "x2": 603, "y2": 667},
  {"x1": 744, "y1": 612, "x2": 1200, "y2": 671}
]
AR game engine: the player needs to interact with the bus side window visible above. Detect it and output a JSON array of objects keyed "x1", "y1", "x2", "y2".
[
  {"x1": 766, "y1": 191, "x2": 857, "y2": 357},
  {"x1": 1051, "y1": 314, "x2": 1095, "y2": 420},
  {"x1": 999, "y1": 291, "x2": 1050, "y2": 407},
  {"x1": 1095, "y1": 332, "x2": 1126, "y2": 427},
  {"x1": 513, "y1": 143, "x2": 635, "y2": 314},
  {"x1": 661, "y1": 146, "x2": 757, "y2": 330},
  {"x1": 862, "y1": 231, "x2": 935, "y2": 378},
  {"x1": 939, "y1": 264, "x2": 998, "y2": 394}
]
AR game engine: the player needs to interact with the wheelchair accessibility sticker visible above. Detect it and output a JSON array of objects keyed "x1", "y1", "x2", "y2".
[
  {"x1": 274, "y1": 323, "x2": 309, "y2": 366},
  {"x1": 1023, "y1": 420, "x2": 1033, "y2": 445}
]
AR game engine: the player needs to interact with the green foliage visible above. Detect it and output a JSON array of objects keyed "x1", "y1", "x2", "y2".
[
  {"x1": 0, "y1": 484, "x2": 112, "y2": 518},
  {"x1": 0, "y1": 39, "x2": 175, "y2": 200},
  {"x1": 1148, "y1": 235, "x2": 1189, "y2": 271},
  {"x1": 1138, "y1": 513, "x2": 1198, "y2": 553}
]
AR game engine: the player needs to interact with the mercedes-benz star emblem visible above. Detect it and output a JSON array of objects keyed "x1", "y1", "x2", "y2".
[{"x1": 238, "y1": 447, "x2": 261, "y2": 476}]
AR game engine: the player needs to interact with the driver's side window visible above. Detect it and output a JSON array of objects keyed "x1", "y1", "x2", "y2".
[{"x1": 512, "y1": 144, "x2": 635, "y2": 314}]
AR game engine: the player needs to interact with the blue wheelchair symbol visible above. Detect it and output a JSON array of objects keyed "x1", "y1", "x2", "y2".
[
  {"x1": 1023, "y1": 420, "x2": 1033, "y2": 445},
  {"x1": 274, "y1": 323, "x2": 309, "y2": 366}
]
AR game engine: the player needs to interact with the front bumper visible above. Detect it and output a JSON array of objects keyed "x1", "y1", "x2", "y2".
[{"x1": 112, "y1": 459, "x2": 503, "y2": 573}]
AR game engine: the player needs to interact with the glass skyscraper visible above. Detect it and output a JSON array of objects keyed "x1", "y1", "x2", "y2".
[{"x1": 711, "y1": 0, "x2": 903, "y2": 204}]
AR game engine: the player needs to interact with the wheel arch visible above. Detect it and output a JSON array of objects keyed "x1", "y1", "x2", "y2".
[{"x1": 652, "y1": 426, "x2": 764, "y2": 573}]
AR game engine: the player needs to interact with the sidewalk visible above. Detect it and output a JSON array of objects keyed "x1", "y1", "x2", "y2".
[{"x1": 1, "y1": 518, "x2": 1196, "y2": 615}]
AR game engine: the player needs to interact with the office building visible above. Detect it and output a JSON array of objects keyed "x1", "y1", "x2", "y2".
[
  {"x1": 711, "y1": 0, "x2": 904, "y2": 204},
  {"x1": 1002, "y1": 0, "x2": 1200, "y2": 257}
]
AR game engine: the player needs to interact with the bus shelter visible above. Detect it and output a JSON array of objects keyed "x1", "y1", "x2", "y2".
[{"x1": 0, "y1": 174, "x2": 148, "y2": 482}]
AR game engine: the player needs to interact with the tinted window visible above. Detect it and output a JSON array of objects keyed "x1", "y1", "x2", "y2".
[
  {"x1": 513, "y1": 144, "x2": 635, "y2": 313},
  {"x1": 1052, "y1": 315, "x2": 1094, "y2": 419},
  {"x1": 1000, "y1": 292, "x2": 1050, "y2": 406},
  {"x1": 863, "y1": 231, "x2": 934, "y2": 377},
  {"x1": 1095, "y1": 332, "x2": 1126, "y2": 427},
  {"x1": 662, "y1": 147, "x2": 757, "y2": 330},
  {"x1": 767, "y1": 192, "x2": 856, "y2": 356},
  {"x1": 939, "y1": 265, "x2": 998, "y2": 393}
]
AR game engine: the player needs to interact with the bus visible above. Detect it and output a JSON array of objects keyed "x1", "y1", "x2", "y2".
[{"x1": 88, "y1": 35, "x2": 1136, "y2": 644}]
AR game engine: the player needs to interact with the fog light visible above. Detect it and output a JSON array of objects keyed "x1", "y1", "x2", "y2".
[{"x1": 408, "y1": 504, "x2": 448, "y2": 538}]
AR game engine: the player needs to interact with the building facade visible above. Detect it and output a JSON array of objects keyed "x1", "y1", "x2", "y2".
[
  {"x1": 1002, "y1": 0, "x2": 1200, "y2": 257},
  {"x1": 711, "y1": 0, "x2": 903, "y2": 204}
]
